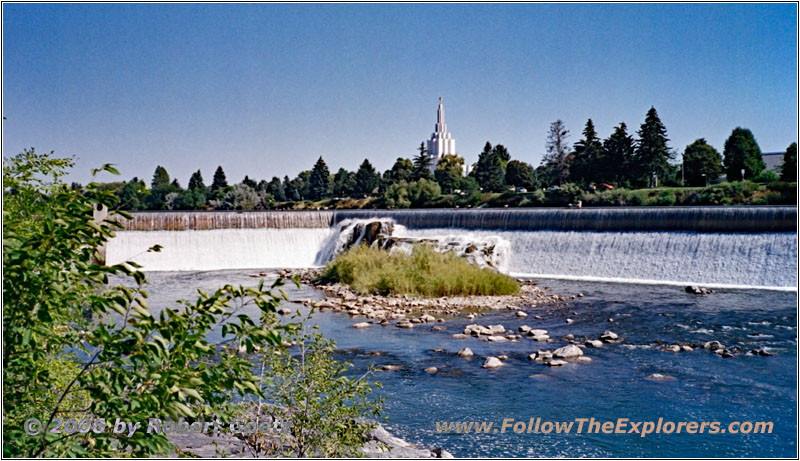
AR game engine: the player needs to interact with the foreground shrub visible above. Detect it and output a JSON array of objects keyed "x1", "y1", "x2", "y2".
[
  {"x1": 256, "y1": 318, "x2": 383, "y2": 457},
  {"x1": 318, "y1": 245, "x2": 520, "y2": 297}
]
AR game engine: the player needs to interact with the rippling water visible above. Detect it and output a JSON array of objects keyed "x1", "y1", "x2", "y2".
[{"x1": 136, "y1": 270, "x2": 797, "y2": 458}]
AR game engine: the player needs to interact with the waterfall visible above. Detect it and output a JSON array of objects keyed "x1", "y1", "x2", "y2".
[
  {"x1": 106, "y1": 208, "x2": 797, "y2": 289},
  {"x1": 105, "y1": 228, "x2": 334, "y2": 271}
]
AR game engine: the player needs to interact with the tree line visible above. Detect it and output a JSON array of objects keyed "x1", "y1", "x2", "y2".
[{"x1": 94, "y1": 106, "x2": 796, "y2": 210}]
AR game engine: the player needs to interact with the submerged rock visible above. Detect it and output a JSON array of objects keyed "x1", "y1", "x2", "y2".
[
  {"x1": 482, "y1": 357, "x2": 504, "y2": 369},
  {"x1": 645, "y1": 373, "x2": 676, "y2": 381}
]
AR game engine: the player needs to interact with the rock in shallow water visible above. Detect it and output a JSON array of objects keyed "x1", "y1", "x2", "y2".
[
  {"x1": 352, "y1": 322, "x2": 370, "y2": 329},
  {"x1": 553, "y1": 344, "x2": 583, "y2": 358},
  {"x1": 645, "y1": 373, "x2": 676, "y2": 381},
  {"x1": 457, "y1": 347, "x2": 474, "y2": 358},
  {"x1": 482, "y1": 357, "x2": 504, "y2": 368}
]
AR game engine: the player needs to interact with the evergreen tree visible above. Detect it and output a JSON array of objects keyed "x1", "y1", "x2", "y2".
[
  {"x1": 309, "y1": 157, "x2": 331, "y2": 200},
  {"x1": 296, "y1": 170, "x2": 312, "y2": 200},
  {"x1": 242, "y1": 175, "x2": 257, "y2": 189},
  {"x1": 505, "y1": 160, "x2": 535, "y2": 188},
  {"x1": 780, "y1": 142, "x2": 797, "y2": 182},
  {"x1": 570, "y1": 119, "x2": 603, "y2": 184},
  {"x1": 492, "y1": 144, "x2": 510, "y2": 166},
  {"x1": 683, "y1": 138, "x2": 723, "y2": 186},
  {"x1": 211, "y1": 166, "x2": 228, "y2": 192},
  {"x1": 434, "y1": 154, "x2": 464, "y2": 194},
  {"x1": 602, "y1": 122, "x2": 635, "y2": 186},
  {"x1": 266, "y1": 176, "x2": 286, "y2": 201},
  {"x1": 354, "y1": 159, "x2": 381, "y2": 196},
  {"x1": 540, "y1": 120, "x2": 572, "y2": 186},
  {"x1": 188, "y1": 170, "x2": 206, "y2": 190},
  {"x1": 471, "y1": 142, "x2": 506, "y2": 192},
  {"x1": 170, "y1": 178, "x2": 182, "y2": 189},
  {"x1": 412, "y1": 143, "x2": 434, "y2": 181},
  {"x1": 151, "y1": 166, "x2": 170, "y2": 189},
  {"x1": 332, "y1": 168, "x2": 356, "y2": 197},
  {"x1": 283, "y1": 175, "x2": 301, "y2": 201},
  {"x1": 723, "y1": 127, "x2": 765, "y2": 181},
  {"x1": 634, "y1": 107, "x2": 673, "y2": 187},
  {"x1": 384, "y1": 158, "x2": 414, "y2": 185}
]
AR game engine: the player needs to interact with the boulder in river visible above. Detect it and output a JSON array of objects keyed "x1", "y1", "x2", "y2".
[
  {"x1": 600, "y1": 331, "x2": 619, "y2": 342},
  {"x1": 457, "y1": 347, "x2": 474, "y2": 358},
  {"x1": 352, "y1": 322, "x2": 370, "y2": 329},
  {"x1": 482, "y1": 357, "x2": 504, "y2": 369},
  {"x1": 553, "y1": 344, "x2": 583, "y2": 358}
]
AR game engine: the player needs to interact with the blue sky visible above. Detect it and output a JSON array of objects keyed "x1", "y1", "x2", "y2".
[{"x1": 3, "y1": 3, "x2": 797, "y2": 185}]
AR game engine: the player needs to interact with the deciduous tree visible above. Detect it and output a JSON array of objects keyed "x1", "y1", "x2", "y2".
[
  {"x1": 723, "y1": 127, "x2": 765, "y2": 181},
  {"x1": 683, "y1": 138, "x2": 723, "y2": 186}
]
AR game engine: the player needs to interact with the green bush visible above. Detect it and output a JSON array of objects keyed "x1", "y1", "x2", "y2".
[
  {"x1": 646, "y1": 190, "x2": 676, "y2": 206},
  {"x1": 258, "y1": 319, "x2": 383, "y2": 457},
  {"x1": 753, "y1": 170, "x2": 779, "y2": 184},
  {"x1": 318, "y1": 245, "x2": 519, "y2": 297},
  {"x1": 383, "y1": 183, "x2": 410, "y2": 208}
]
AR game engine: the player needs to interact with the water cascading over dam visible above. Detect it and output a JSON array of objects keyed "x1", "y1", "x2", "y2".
[{"x1": 105, "y1": 207, "x2": 798, "y2": 289}]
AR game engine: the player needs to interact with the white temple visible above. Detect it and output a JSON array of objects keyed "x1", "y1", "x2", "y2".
[{"x1": 425, "y1": 97, "x2": 457, "y2": 171}]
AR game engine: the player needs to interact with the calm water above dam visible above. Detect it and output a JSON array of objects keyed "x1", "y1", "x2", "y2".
[{"x1": 139, "y1": 270, "x2": 797, "y2": 458}]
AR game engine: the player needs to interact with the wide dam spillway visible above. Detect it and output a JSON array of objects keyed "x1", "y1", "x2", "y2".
[
  {"x1": 106, "y1": 207, "x2": 798, "y2": 289},
  {"x1": 120, "y1": 207, "x2": 796, "y2": 232}
]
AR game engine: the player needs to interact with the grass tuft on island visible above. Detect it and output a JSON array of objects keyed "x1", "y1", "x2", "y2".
[{"x1": 317, "y1": 244, "x2": 520, "y2": 297}]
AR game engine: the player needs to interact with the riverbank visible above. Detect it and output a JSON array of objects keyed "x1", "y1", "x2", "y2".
[
  {"x1": 273, "y1": 181, "x2": 796, "y2": 211},
  {"x1": 168, "y1": 418, "x2": 454, "y2": 458}
]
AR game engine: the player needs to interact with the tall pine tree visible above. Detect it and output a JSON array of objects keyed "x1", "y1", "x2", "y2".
[
  {"x1": 309, "y1": 156, "x2": 331, "y2": 200},
  {"x1": 602, "y1": 122, "x2": 635, "y2": 186},
  {"x1": 188, "y1": 170, "x2": 205, "y2": 190},
  {"x1": 540, "y1": 120, "x2": 572, "y2": 186},
  {"x1": 634, "y1": 107, "x2": 673, "y2": 187},
  {"x1": 354, "y1": 159, "x2": 381, "y2": 196},
  {"x1": 211, "y1": 166, "x2": 228, "y2": 192},
  {"x1": 412, "y1": 143, "x2": 433, "y2": 181},
  {"x1": 151, "y1": 166, "x2": 170, "y2": 189},
  {"x1": 471, "y1": 142, "x2": 506, "y2": 192},
  {"x1": 570, "y1": 119, "x2": 603, "y2": 184}
]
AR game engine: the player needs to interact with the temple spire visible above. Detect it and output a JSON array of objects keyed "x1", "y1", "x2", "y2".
[{"x1": 426, "y1": 96, "x2": 456, "y2": 172}]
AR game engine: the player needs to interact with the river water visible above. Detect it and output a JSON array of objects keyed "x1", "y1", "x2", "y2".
[{"x1": 139, "y1": 269, "x2": 797, "y2": 458}]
